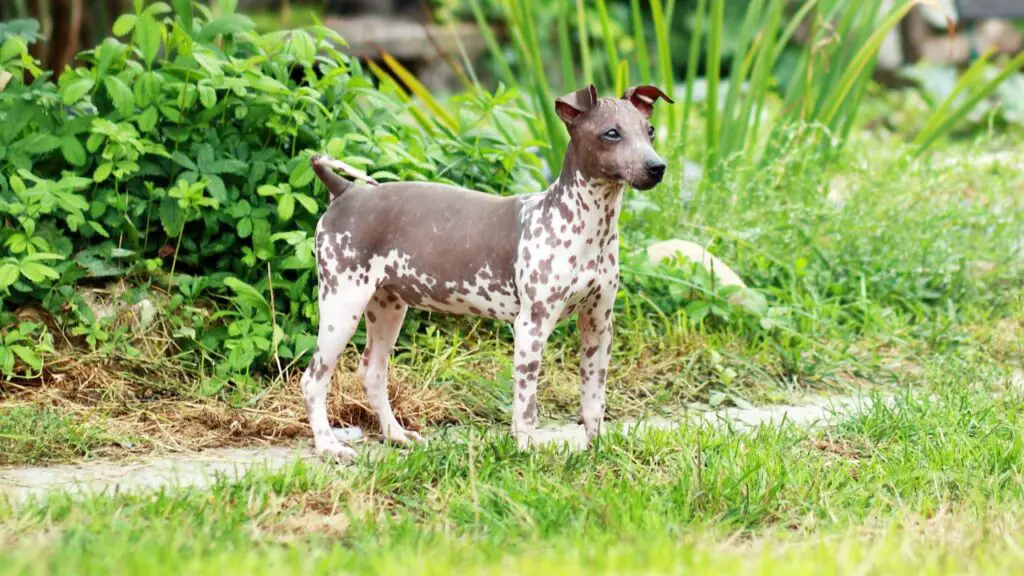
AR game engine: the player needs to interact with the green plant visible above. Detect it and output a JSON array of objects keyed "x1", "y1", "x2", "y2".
[
  {"x1": 0, "y1": 320, "x2": 50, "y2": 377},
  {"x1": 0, "y1": 0, "x2": 542, "y2": 382}
]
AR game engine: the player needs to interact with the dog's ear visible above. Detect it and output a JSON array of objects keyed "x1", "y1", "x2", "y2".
[
  {"x1": 555, "y1": 84, "x2": 598, "y2": 125},
  {"x1": 622, "y1": 85, "x2": 674, "y2": 117}
]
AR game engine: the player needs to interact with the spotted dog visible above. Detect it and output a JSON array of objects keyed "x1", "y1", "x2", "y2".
[{"x1": 302, "y1": 84, "x2": 672, "y2": 460}]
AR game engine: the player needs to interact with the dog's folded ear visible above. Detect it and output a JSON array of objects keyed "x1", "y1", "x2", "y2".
[
  {"x1": 622, "y1": 85, "x2": 674, "y2": 117},
  {"x1": 555, "y1": 84, "x2": 599, "y2": 124}
]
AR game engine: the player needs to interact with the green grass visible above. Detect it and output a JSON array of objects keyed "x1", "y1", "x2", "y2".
[
  {"x1": 0, "y1": 406, "x2": 126, "y2": 465},
  {"x1": 1, "y1": 355, "x2": 1022, "y2": 574}
]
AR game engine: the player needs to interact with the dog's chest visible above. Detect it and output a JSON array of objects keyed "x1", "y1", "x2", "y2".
[{"x1": 515, "y1": 179, "x2": 621, "y2": 313}]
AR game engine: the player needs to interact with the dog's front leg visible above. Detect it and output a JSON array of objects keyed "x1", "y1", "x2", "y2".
[
  {"x1": 579, "y1": 292, "x2": 614, "y2": 445},
  {"x1": 511, "y1": 307, "x2": 559, "y2": 449}
]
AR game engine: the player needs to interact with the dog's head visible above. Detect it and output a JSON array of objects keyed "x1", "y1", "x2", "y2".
[{"x1": 555, "y1": 84, "x2": 673, "y2": 191}]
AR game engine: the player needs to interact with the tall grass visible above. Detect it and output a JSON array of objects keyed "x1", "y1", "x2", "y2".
[{"x1": 388, "y1": 0, "x2": 1024, "y2": 187}]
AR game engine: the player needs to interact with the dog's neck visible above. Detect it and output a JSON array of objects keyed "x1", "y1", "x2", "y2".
[
  {"x1": 548, "y1": 145, "x2": 623, "y2": 207},
  {"x1": 528, "y1": 145, "x2": 624, "y2": 243}
]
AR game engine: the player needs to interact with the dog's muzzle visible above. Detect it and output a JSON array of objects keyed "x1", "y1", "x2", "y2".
[{"x1": 632, "y1": 158, "x2": 667, "y2": 190}]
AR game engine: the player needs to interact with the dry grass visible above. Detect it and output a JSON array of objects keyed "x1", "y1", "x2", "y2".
[{"x1": 0, "y1": 345, "x2": 459, "y2": 462}]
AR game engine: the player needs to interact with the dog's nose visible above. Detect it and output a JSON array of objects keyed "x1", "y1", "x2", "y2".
[{"x1": 646, "y1": 160, "x2": 666, "y2": 180}]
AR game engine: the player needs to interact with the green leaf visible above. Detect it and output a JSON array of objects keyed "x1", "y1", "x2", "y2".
[
  {"x1": 104, "y1": 76, "x2": 135, "y2": 116},
  {"x1": 222, "y1": 276, "x2": 269, "y2": 314},
  {"x1": 0, "y1": 263, "x2": 19, "y2": 290},
  {"x1": 143, "y1": 2, "x2": 173, "y2": 17},
  {"x1": 19, "y1": 262, "x2": 59, "y2": 284},
  {"x1": 135, "y1": 14, "x2": 162, "y2": 67},
  {"x1": 159, "y1": 197, "x2": 185, "y2": 236},
  {"x1": 88, "y1": 221, "x2": 110, "y2": 238},
  {"x1": 22, "y1": 253, "x2": 65, "y2": 262},
  {"x1": 278, "y1": 194, "x2": 295, "y2": 221},
  {"x1": 198, "y1": 85, "x2": 216, "y2": 109},
  {"x1": 1, "y1": 36, "x2": 28, "y2": 63},
  {"x1": 197, "y1": 14, "x2": 254, "y2": 43},
  {"x1": 93, "y1": 163, "x2": 113, "y2": 183},
  {"x1": 21, "y1": 134, "x2": 62, "y2": 154},
  {"x1": 135, "y1": 71, "x2": 164, "y2": 107},
  {"x1": 288, "y1": 29, "x2": 316, "y2": 62},
  {"x1": 257, "y1": 185, "x2": 279, "y2": 196},
  {"x1": 10, "y1": 345, "x2": 41, "y2": 371},
  {"x1": 173, "y1": 0, "x2": 195, "y2": 35},
  {"x1": 60, "y1": 137, "x2": 86, "y2": 166},
  {"x1": 685, "y1": 300, "x2": 711, "y2": 324},
  {"x1": 288, "y1": 160, "x2": 314, "y2": 188},
  {"x1": 237, "y1": 217, "x2": 253, "y2": 238},
  {"x1": 62, "y1": 76, "x2": 95, "y2": 105},
  {"x1": 294, "y1": 193, "x2": 318, "y2": 215},
  {"x1": 112, "y1": 14, "x2": 137, "y2": 36},
  {"x1": 171, "y1": 151, "x2": 199, "y2": 171},
  {"x1": 138, "y1": 106, "x2": 159, "y2": 132}
]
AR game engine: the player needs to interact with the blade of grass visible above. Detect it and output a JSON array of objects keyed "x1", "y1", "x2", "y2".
[
  {"x1": 558, "y1": 1, "x2": 576, "y2": 89},
  {"x1": 380, "y1": 52, "x2": 458, "y2": 132},
  {"x1": 718, "y1": 0, "x2": 766, "y2": 160},
  {"x1": 739, "y1": 0, "x2": 786, "y2": 160},
  {"x1": 577, "y1": 0, "x2": 593, "y2": 86},
  {"x1": 913, "y1": 50, "x2": 1024, "y2": 153},
  {"x1": 817, "y1": 0, "x2": 923, "y2": 127},
  {"x1": 808, "y1": 0, "x2": 874, "y2": 122},
  {"x1": 468, "y1": 0, "x2": 516, "y2": 89},
  {"x1": 912, "y1": 48, "x2": 995, "y2": 147},
  {"x1": 506, "y1": 0, "x2": 565, "y2": 166},
  {"x1": 630, "y1": 0, "x2": 651, "y2": 85},
  {"x1": 365, "y1": 58, "x2": 436, "y2": 134},
  {"x1": 681, "y1": 0, "x2": 707, "y2": 146},
  {"x1": 596, "y1": 0, "x2": 620, "y2": 91},
  {"x1": 649, "y1": 0, "x2": 676, "y2": 142},
  {"x1": 617, "y1": 59, "x2": 630, "y2": 97},
  {"x1": 704, "y1": 0, "x2": 724, "y2": 174}
]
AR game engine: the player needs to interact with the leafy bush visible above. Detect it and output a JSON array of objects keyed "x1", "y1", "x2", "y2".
[{"x1": 0, "y1": 1, "x2": 542, "y2": 382}]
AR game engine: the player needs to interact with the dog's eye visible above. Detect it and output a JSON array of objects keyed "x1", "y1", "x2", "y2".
[
  {"x1": 602, "y1": 128, "x2": 621, "y2": 141},
  {"x1": 647, "y1": 125, "x2": 655, "y2": 138}
]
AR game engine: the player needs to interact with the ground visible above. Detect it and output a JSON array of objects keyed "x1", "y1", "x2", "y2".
[{"x1": 1, "y1": 128, "x2": 1023, "y2": 574}]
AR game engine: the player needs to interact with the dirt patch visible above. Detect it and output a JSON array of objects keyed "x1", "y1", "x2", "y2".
[
  {"x1": 0, "y1": 394, "x2": 881, "y2": 505},
  {"x1": 1, "y1": 350, "x2": 457, "y2": 462}
]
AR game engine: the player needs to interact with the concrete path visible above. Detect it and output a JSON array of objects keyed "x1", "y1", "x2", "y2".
[{"x1": 0, "y1": 394, "x2": 877, "y2": 505}]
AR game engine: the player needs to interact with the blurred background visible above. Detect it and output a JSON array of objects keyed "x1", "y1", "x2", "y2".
[
  {"x1": 4, "y1": 1, "x2": 1024, "y2": 89},
  {"x1": 1, "y1": 0, "x2": 1023, "y2": 390}
]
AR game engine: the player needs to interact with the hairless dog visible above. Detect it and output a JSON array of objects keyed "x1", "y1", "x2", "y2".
[{"x1": 303, "y1": 84, "x2": 672, "y2": 460}]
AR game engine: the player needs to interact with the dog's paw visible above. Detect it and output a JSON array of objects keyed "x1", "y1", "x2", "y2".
[
  {"x1": 315, "y1": 442, "x2": 358, "y2": 463},
  {"x1": 513, "y1": 429, "x2": 540, "y2": 451},
  {"x1": 384, "y1": 427, "x2": 427, "y2": 447}
]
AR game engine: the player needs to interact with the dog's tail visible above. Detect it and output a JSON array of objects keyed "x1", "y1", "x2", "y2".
[{"x1": 310, "y1": 154, "x2": 379, "y2": 203}]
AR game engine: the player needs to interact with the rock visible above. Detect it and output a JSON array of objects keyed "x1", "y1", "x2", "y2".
[
  {"x1": 646, "y1": 239, "x2": 747, "y2": 290},
  {"x1": 332, "y1": 427, "x2": 364, "y2": 442}
]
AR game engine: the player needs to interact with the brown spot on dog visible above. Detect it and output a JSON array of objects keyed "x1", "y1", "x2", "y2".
[
  {"x1": 518, "y1": 360, "x2": 540, "y2": 374},
  {"x1": 366, "y1": 310, "x2": 377, "y2": 323},
  {"x1": 523, "y1": 394, "x2": 537, "y2": 424},
  {"x1": 530, "y1": 301, "x2": 548, "y2": 324}
]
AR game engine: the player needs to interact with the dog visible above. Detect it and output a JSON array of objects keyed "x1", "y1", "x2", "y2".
[{"x1": 301, "y1": 84, "x2": 672, "y2": 460}]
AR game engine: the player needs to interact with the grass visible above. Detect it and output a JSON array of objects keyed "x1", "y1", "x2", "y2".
[
  {"x1": 0, "y1": 405, "x2": 125, "y2": 465},
  {"x1": 1, "y1": 354, "x2": 1022, "y2": 574},
  {"x1": 1, "y1": 116, "x2": 1021, "y2": 465}
]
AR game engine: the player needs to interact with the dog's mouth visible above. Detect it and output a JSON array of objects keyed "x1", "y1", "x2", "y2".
[{"x1": 629, "y1": 174, "x2": 664, "y2": 191}]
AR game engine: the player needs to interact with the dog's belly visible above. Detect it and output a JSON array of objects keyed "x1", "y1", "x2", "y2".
[
  {"x1": 406, "y1": 289, "x2": 520, "y2": 322},
  {"x1": 380, "y1": 260, "x2": 520, "y2": 322}
]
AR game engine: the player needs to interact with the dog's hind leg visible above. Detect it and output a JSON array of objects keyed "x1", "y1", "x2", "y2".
[
  {"x1": 301, "y1": 287, "x2": 374, "y2": 462},
  {"x1": 360, "y1": 290, "x2": 424, "y2": 446}
]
